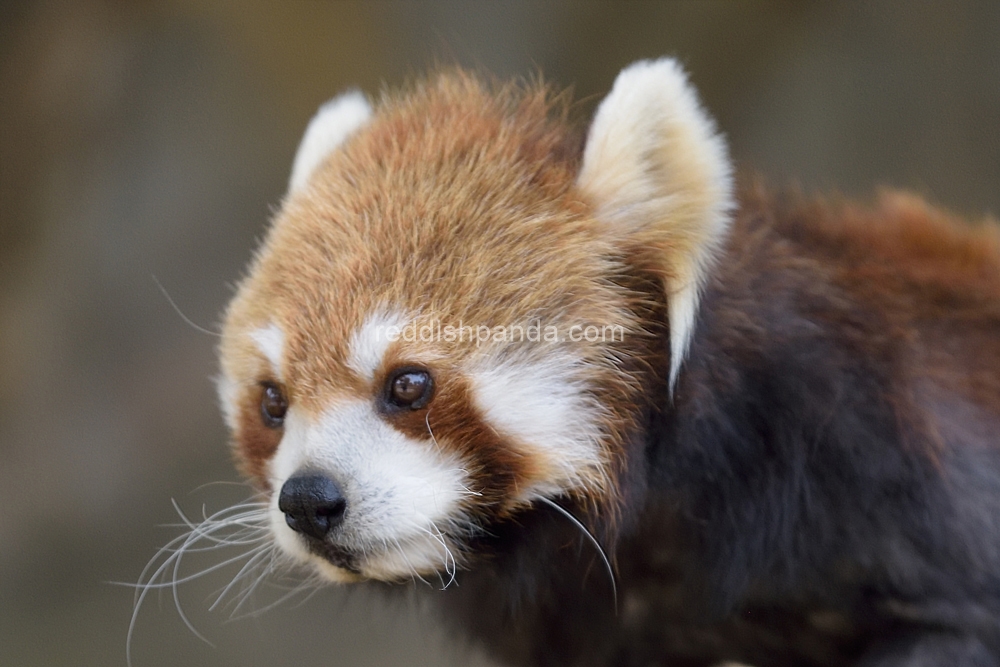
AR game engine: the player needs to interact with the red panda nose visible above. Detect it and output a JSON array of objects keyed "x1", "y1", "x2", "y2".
[{"x1": 278, "y1": 473, "x2": 347, "y2": 540}]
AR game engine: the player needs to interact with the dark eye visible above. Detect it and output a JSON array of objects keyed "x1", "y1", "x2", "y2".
[
  {"x1": 260, "y1": 382, "x2": 288, "y2": 428},
  {"x1": 387, "y1": 368, "x2": 434, "y2": 409}
]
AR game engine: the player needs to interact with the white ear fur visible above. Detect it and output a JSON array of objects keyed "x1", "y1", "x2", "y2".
[
  {"x1": 577, "y1": 58, "x2": 734, "y2": 391},
  {"x1": 288, "y1": 91, "x2": 372, "y2": 194}
]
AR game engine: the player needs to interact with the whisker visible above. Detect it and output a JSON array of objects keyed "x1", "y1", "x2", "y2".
[
  {"x1": 188, "y1": 480, "x2": 260, "y2": 494},
  {"x1": 536, "y1": 497, "x2": 617, "y2": 613},
  {"x1": 209, "y1": 545, "x2": 275, "y2": 611},
  {"x1": 169, "y1": 531, "x2": 220, "y2": 650},
  {"x1": 231, "y1": 567, "x2": 325, "y2": 621},
  {"x1": 410, "y1": 520, "x2": 458, "y2": 590},
  {"x1": 284, "y1": 574, "x2": 327, "y2": 611},
  {"x1": 151, "y1": 274, "x2": 221, "y2": 337},
  {"x1": 124, "y1": 547, "x2": 271, "y2": 592},
  {"x1": 425, "y1": 410, "x2": 438, "y2": 447},
  {"x1": 229, "y1": 549, "x2": 282, "y2": 617},
  {"x1": 125, "y1": 495, "x2": 274, "y2": 667}
]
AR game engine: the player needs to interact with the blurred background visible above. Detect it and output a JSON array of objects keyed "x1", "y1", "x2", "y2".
[{"x1": 1, "y1": 1, "x2": 998, "y2": 666}]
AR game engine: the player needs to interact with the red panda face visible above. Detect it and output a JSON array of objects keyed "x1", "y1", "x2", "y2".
[{"x1": 217, "y1": 63, "x2": 732, "y2": 583}]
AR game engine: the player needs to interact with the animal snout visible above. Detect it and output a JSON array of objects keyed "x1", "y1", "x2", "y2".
[{"x1": 278, "y1": 472, "x2": 347, "y2": 540}]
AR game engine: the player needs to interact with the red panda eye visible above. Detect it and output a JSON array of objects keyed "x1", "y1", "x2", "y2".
[
  {"x1": 260, "y1": 383, "x2": 288, "y2": 428},
  {"x1": 387, "y1": 369, "x2": 434, "y2": 409}
]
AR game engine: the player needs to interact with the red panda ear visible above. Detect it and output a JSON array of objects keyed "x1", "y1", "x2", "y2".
[
  {"x1": 577, "y1": 58, "x2": 734, "y2": 390},
  {"x1": 288, "y1": 90, "x2": 372, "y2": 194}
]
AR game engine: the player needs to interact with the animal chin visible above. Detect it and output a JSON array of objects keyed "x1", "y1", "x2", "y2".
[
  {"x1": 307, "y1": 541, "x2": 361, "y2": 574},
  {"x1": 278, "y1": 520, "x2": 466, "y2": 584}
]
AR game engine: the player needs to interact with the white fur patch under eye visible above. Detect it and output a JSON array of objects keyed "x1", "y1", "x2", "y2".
[
  {"x1": 288, "y1": 90, "x2": 372, "y2": 194},
  {"x1": 346, "y1": 311, "x2": 407, "y2": 383},
  {"x1": 469, "y1": 355, "x2": 605, "y2": 499},
  {"x1": 249, "y1": 323, "x2": 285, "y2": 379}
]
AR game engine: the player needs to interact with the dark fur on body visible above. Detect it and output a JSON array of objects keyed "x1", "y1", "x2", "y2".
[{"x1": 438, "y1": 187, "x2": 1000, "y2": 667}]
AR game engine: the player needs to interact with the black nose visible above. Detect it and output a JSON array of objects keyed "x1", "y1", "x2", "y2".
[{"x1": 278, "y1": 473, "x2": 347, "y2": 540}]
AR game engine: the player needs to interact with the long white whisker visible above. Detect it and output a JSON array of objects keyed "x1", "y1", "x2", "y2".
[
  {"x1": 126, "y1": 547, "x2": 271, "y2": 591},
  {"x1": 408, "y1": 520, "x2": 458, "y2": 590},
  {"x1": 283, "y1": 574, "x2": 326, "y2": 611},
  {"x1": 171, "y1": 522, "x2": 221, "y2": 649},
  {"x1": 188, "y1": 481, "x2": 260, "y2": 494},
  {"x1": 425, "y1": 410, "x2": 441, "y2": 450},
  {"x1": 231, "y1": 566, "x2": 324, "y2": 621},
  {"x1": 209, "y1": 545, "x2": 275, "y2": 611},
  {"x1": 152, "y1": 274, "x2": 221, "y2": 337},
  {"x1": 150, "y1": 275, "x2": 222, "y2": 338},
  {"x1": 536, "y1": 497, "x2": 617, "y2": 613},
  {"x1": 229, "y1": 548, "x2": 281, "y2": 616},
  {"x1": 125, "y1": 496, "x2": 273, "y2": 666},
  {"x1": 124, "y1": 530, "x2": 194, "y2": 605},
  {"x1": 173, "y1": 499, "x2": 269, "y2": 531}
]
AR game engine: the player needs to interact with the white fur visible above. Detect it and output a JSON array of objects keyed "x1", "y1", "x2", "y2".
[
  {"x1": 288, "y1": 91, "x2": 372, "y2": 194},
  {"x1": 216, "y1": 373, "x2": 239, "y2": 431},
  {"x1": 268, "y1": 401, "x2": 470, "y2": 580},
  {"x1": 577, "y1": 58, "x2": 734, "y2": 391},
  {"x1": 469, "y1": 353, "x2": 606, "y2": 500},
  {"x1": 346, "y1": 310, "x2": 407, "y2": 382},
  {"x1": 249, "y1": 323, "x2": 286, "y2": 380}
]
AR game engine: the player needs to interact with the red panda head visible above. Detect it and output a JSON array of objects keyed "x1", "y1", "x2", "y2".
[{"x1": 217, "y1": 60, "x2": 733, "y2": 582}]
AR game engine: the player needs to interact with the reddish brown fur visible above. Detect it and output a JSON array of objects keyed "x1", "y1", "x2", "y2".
[{"x1": 754, "y1": 187, "x2": 1000, "y2": 437}]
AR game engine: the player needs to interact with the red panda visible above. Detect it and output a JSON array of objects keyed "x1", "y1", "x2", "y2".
[{"x1": 215, "y1": 60, "x2": 1000, "y2": 666}]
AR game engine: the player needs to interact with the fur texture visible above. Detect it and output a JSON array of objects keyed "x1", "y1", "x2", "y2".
[{"x1": 216, "y1": 60, "x2": 1000, "y2": 666}]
